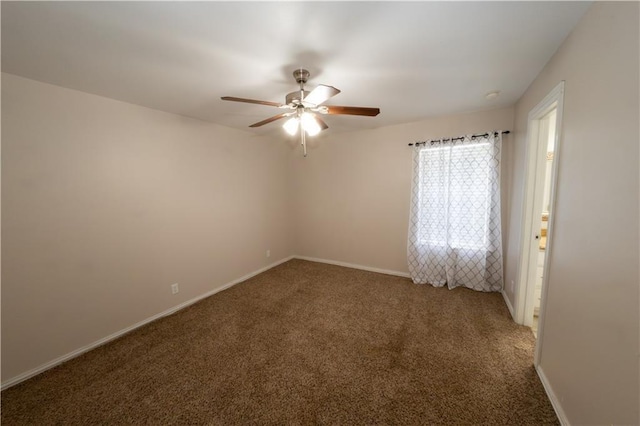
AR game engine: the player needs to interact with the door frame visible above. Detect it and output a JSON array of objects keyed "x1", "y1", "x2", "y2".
[{"x1": 515, "y1": 81, "x2": 565, "y2": 365}]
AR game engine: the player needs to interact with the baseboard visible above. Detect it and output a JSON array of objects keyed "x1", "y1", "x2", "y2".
[
  {"x1": 501, "y1": 289, "x2": 516, "y2": 320},
  {"x1": 294, "y1": 255, "x2": 410, "y2": 278},
  {"x1": 536, "y1": 364, "x2": 570, "y2": 425},
  {"x1": 1, "y1": 255, "x2": 295, "y2": 390}
]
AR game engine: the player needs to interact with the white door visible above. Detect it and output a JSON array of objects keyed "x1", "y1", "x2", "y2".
[
  {"x1": 515, "y1": 82, "x2": 564, "y2": 362},
  {"x1": 525, "y1": 108, "x2": 556, "y2": 335}
]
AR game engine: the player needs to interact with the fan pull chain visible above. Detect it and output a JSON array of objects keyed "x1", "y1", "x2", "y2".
[{"x1": 301, "y1": 124, "x2": 307, "y2": 157}]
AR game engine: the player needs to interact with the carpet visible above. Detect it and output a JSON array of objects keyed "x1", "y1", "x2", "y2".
[{"x1": 1, "y1": 259, "x2": 558, "y2": 425}]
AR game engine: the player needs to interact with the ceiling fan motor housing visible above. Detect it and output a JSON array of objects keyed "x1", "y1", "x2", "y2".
[{"x1": 286, "y1": 90, "x2": 309, "y2": 105}]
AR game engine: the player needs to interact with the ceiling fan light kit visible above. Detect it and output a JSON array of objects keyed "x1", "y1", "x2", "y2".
[
  {"x1": 222, "y1": 68, "x2": 380, "y2": 157},
  {"x1": 283, "y1": 116, "x2": 300, "y2": 136},
  {"x1": 288, "y1": 112, "x2": 322, "y2": 137}
]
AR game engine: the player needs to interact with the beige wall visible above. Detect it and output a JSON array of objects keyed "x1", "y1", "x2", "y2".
[
  {"x1": 1, "y1": 73, "x2": 292, "y2": 382},
  {"x1": 290, "y1": 107, "x2": 514, "y2": 274},
  {"x1": 505, "y1": 2, "x2": 639, "y2": 424}
]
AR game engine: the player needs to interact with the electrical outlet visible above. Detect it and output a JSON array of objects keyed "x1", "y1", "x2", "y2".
[
  {"x1": 266, "y1": 250, "x2": 271, "y2": 258},
  {"x1": 171, "y1": 283, "x2": 179, "y2": 295}
]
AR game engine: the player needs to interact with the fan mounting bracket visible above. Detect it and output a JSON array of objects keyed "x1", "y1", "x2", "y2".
[{"x1": 293, "y1": 69, "x2": 310, "y2": 85}]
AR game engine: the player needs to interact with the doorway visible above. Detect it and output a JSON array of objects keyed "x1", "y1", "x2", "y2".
[
  {"x1": 530, "y1": 108, "x2": 556, "y2": 337},
  {"x1": 515, "y1": 82, "x2": 564, "y2": 360}
]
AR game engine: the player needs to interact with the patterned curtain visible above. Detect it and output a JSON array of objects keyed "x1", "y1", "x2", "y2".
[{"x1": 407, "y1": 132, "x2": 503, "y2": 292}]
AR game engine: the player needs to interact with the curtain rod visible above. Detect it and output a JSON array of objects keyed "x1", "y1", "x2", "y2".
[{"x1": 408, "y1": 130, "x2": 511, "y2": 146}]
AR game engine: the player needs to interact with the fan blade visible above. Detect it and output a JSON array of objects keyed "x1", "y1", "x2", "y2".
[
  {"x1": 325, "y1": 106, "x2": 380, "y2": 116},
  {"x1": 249, "y1": 113, "x2": 289, "y2": 128},
  {"x1": 315, "y1": 116, "x2": 329, "y2": 131},
  {"x1": 303, "y1": 85, "x2": 340, "y2": 106},
  {"x1": 221, "y1": 96, "x2": 283, "y2": 107}
]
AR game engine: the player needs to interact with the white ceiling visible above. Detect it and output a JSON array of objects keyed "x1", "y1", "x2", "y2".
[{"x1": 2, "y1": 1, "x2": 591, "y2": 135}]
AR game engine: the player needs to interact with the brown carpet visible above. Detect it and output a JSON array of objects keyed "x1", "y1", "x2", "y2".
[{"x1": 1, "y1": 259, "x2": 558, "y2": 425}]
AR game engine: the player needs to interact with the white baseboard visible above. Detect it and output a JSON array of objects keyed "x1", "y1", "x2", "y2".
[
  {"x1": 501, "y1": 289, "x2": 516, "y2": 320},
  {"x1": 0, "y1": 255, "x2": 295, "y2": 390},
  {"x1": 294, "y1": 255, "x2": 410, "y2": 278},
  {"x1": 536, "y1": 365, "x2": 570, "y2": 425}
]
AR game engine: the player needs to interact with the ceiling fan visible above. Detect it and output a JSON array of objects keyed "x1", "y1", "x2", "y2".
[{"x1": 222, "y1": 69, "x2": 380, "y2": 156}]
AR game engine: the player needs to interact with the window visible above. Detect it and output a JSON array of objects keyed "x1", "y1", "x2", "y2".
[
  {"x1": 407, "y1": 132, "x2": 503, "y2": 291},
  {"x1": 417, "y1": 142, "x2": 494, "y2": 251}
]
